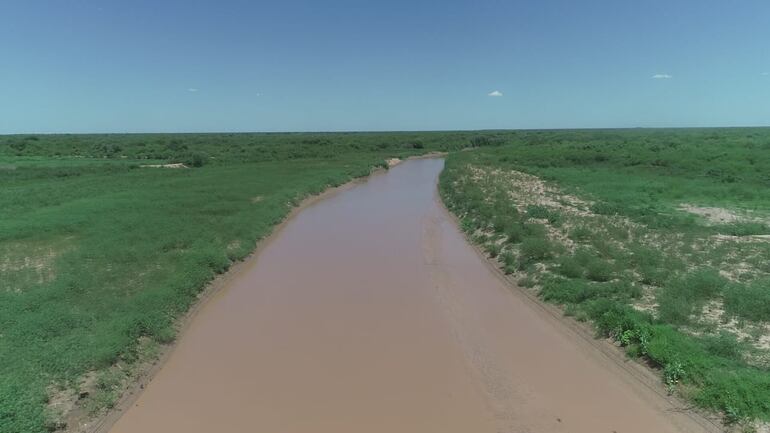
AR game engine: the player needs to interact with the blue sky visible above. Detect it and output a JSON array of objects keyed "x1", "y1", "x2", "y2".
[{"x1": 1, "y1": 0, "x2": 769, "y2": 133}]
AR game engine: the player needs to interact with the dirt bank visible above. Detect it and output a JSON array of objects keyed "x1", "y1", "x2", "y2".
[{"x1": 103, "y1": 158, "x2": 718, "y2": 433}]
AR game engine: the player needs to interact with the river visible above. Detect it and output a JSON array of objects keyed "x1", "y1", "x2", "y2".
[{"x1": 107, "y1": 158, "x2": 711, "y2": 433}]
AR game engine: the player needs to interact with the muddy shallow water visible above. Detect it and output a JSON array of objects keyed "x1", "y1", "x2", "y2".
[{"x1": 109, "y1": 158, "x2": 710, "y2": 433}]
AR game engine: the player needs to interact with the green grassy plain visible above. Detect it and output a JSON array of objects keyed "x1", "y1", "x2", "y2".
[{"x1": 439, "y1": 128, "x2": 770, "y2": 428}]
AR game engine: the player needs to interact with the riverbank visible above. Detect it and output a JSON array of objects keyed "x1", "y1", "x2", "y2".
[
  {"x1": 438, "y1": 140, "x2": 770, "y2": 430},
  {"x1": 437, "y1": 195, "x2": 723, "y2": 433}
]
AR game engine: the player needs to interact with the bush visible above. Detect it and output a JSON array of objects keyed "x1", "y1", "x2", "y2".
[
  {"x1": 522, "y1": 222, "x2": 548, "y2": 238},
  {"x1": 657, "y1": 269, "x2": 727, "y2": 325},
  {"x1": 491, "y1": 215, "x2": 514, "y2": 234},
  {"x1": 518, "y1": 276, "x2": 536, "y2": 288},
  {"x1": 185, "y1": 152, "x2": 208, "y2": 167},
  {"x1": 701, "y1": 332, "x2": 743, "y2": 361},
  {"x1": 586, "y1": 259, "x2": 613, "y2": 282},
  {"x1": 556, "y1": 255, "x2": 583, "y2": 278},
  {"x1": 526, "y1": 205, "x2": 550, "y2": 219},
  {"x1": 504, "y1": 222, "x2": 525, "y2": 243},
  {"x1": 719, "y1": 222, "x2": 768, "y2": 236},
  {"x1": 460, "y1": 218, "x2": 476, "y2": 233},
  {"x1": 569, "y1": 225, "x2": 592, "y2": 242},
  {"x1": 485, "y1": 242, "x2": 502, "y2": 258},
  {"x1": 520, "y1": 237, "x2": 553, "y2": 264},
  {"x1": 592, "y1": 202, "x2": 622, "y2": 216},
  {"x1": 657, "y1": 289, "x2": 696, "y2": 325},
  {"x1": 525, "y1": 205, "x2": 562, "y2": 225},
  {"x1": 500, "y1": 251, "x2": 516, "y2": 274},
  {"x1": 469, "y1": 136, "x2": 491, "y2": 147},
  {"x1": 723, "y1": 280, "x2": 770, "y2": 323},
  {"x1": 541, "y1": 278, "x2": 595, "y2": 304},
  {"x1": 585, "y1": 299, "x2": 647, "y2": 340}
]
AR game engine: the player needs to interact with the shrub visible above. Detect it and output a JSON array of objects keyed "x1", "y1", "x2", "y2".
[
  {"x1": 664, "y1": 360, "x2": 685, "y2": 392},
  {"x1": 684, "y1": 268, "x2": 727, "y2": 298},
  {"x1": 585, "y1": 299, "x2": 647, "y2": 340},
  {"x1": 525, "y1": 205, "x2": 562, "y2": 226},
  {"x1": 572, "y1": 248, "x2": 595, "y2": 266},
  {"x1": 556, "y1": 255, "x2": 583, "y2": 278},
  {"x1": 719, "y1": 222, "x2": 768, "y2": 236},
  {"x1": 522, "y1": 222, "x2": 548, "y2": 238},
  {"x1": 657, "y1": 289, "x2": 695, "y2": 325},
  {"x1": 185, "y1": 152, "x2": 208, "y2": 167},
  {"x1": 701, "y1": 332, "x2": 743, "y2": 361},
  {"x1": 485, "y1": 242, "x2": 502, "y2": 258},
  {"x1": 520, "y1": 237, "x2": 553, "y2": 264},
  {"x1": 526, "y1": 205, "x2": 550, "y2": 219},
  {"x1": 491, "y1": 213, "x2": 518, "y2": 234},
  {"x1": 586, "y1": 259, "x2": 613, "y2": 282},
  {"x1": 657, "y1": 268, "x2": 727, "y2": 325},
  {"x1": 460, "y1": 218, "x2": 476, "y2": 233},
  {"x1": 569, "y1": 225, "x2": 592, "y2": 242},
  {"x1": 591, "y1": 202, "x2": 622, "y2": 216},
  {"x1": 723, "y1": 280, "x2": 770, "y2": 323},
  {"x1": 518, "y1": 276, "x2": 536, "y2": 288},
  {"x1": 469, "y1": 136, "x2": 491, "y2": 147},
  {"x1": 591, "y1": 237, "x2": 616, "y2": 258},
  {"x1": 504, "y1": 222, "x2": 525, "y2": 243},
  {"x1": 541, "y1": 278, "x2": 595, "y2": 304},
  {"x1": 500, "y1": 251, "x2": 516, "y2": 271}
]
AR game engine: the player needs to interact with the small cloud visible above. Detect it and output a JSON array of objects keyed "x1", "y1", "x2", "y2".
[
  {"x1": 761, "y1": 72, "x2": 769, "y2": 76},
  {"x1": 187, "y1": 88, "x2": 199, "y2": 92},
  {"x1": 487, "y1": 90, "x2": 503, "y2": 97},
  {"x1": 651, "y1": 74, "x2": 672, "y2": 79}
]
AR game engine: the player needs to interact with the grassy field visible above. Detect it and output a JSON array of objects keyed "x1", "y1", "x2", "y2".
[
  {"x1": 2, "y1": 129, "x2": 769, "y2": 432},
  {"x1": 0, "y1": 131, "x2": 490, "y2": 433},
  {"x1": 439, "y1": 128, "x2": 770, "y2": 429}
]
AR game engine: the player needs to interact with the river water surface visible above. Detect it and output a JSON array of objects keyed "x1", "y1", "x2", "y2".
[{"x1": 108, "y1": 158, "x2": 711, "y2": 433}]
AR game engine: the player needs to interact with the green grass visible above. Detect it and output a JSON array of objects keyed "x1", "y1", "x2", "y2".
[{"x1": 439, "y1": 128, "x2": 770, "y2": 426}]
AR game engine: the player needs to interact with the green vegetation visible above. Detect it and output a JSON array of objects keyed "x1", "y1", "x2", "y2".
[
  {"x1": 439, "y1": 128, "x2": 770, "y2": 427},
  {"x1": 3, "y1": 128, "x2": 770, "y2": 431},
  {"x1": 0, "y1": 131, "x2": 489, "y2": 433}
]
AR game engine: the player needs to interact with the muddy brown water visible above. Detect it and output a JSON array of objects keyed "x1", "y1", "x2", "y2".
[{"x1": 108, "y1": 158, "x2": 712, "y2": 433}]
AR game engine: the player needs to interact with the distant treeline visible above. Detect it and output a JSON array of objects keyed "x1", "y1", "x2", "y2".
[{"x1": 3, "y1": 128, "x2": 768, "y2": 167}]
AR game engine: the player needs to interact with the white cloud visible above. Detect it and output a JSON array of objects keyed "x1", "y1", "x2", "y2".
[
  {"x1": 761, "y1": 72, "x2": 769, "y2": 76},
  {"x1": 651, "y1": 74, "x2": 672, "y2": 79},
  {"x1": 488, "y1": 90, "x2": 503, "y2": 97},
  {"x1": 187, "y1": 88, "x2": 199, "y2": 92}
]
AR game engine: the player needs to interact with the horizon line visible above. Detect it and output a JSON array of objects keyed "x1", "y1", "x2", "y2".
[{"x1": 3, "y1": 124, "x2": 770, "y2": 136}]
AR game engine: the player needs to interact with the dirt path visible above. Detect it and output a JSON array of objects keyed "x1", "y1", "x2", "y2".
[{"x1": 107, "y1": 158, "x2": 716, "y2": 433}]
